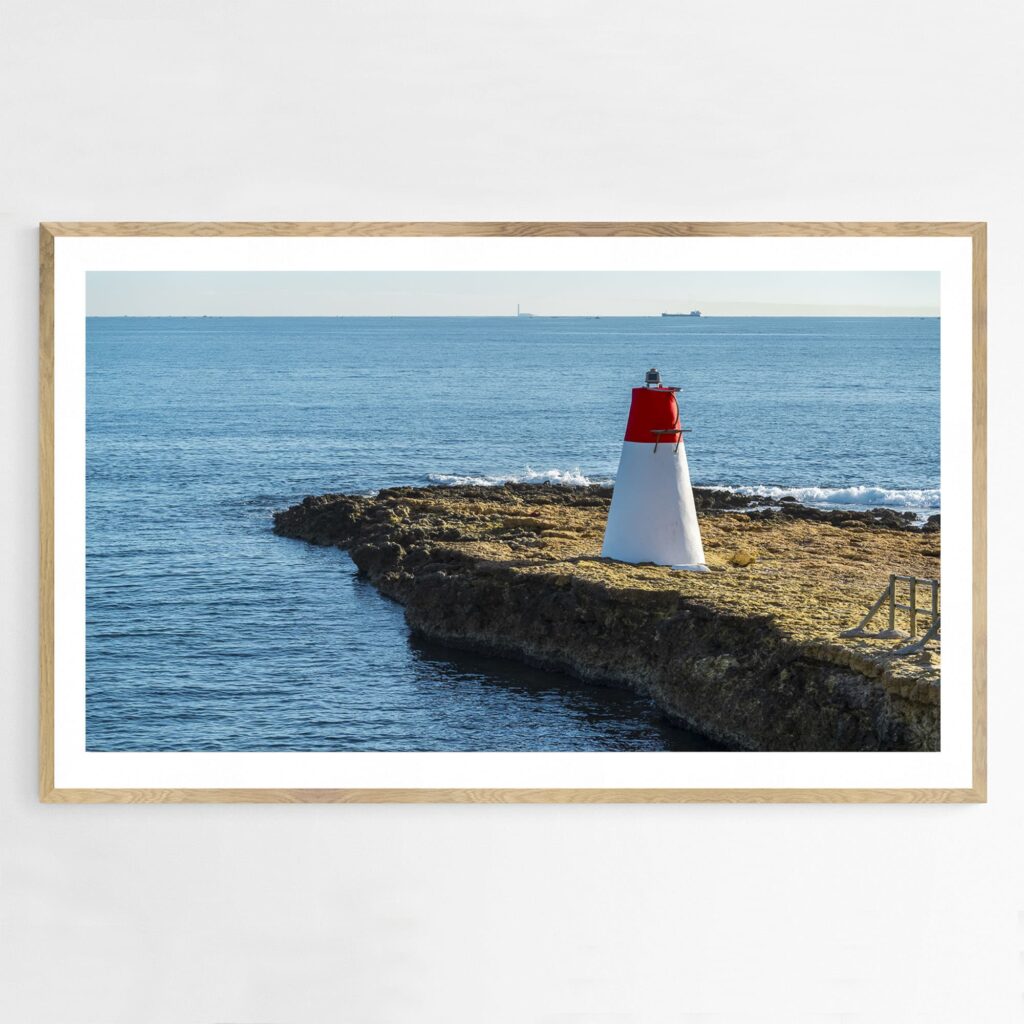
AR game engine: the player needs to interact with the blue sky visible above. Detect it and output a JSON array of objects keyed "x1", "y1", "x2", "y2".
[{"x1": 87, "y1": 270, "x2": 940, "y2": 317}]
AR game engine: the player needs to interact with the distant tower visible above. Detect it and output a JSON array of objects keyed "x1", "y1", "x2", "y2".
[{"x1": 601, "y1": 368, "x2": 707, "y2": 571}]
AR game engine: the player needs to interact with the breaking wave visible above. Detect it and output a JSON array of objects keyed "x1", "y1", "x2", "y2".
[
  {"x1": 428, "y1": 466, "x2": 610, "y2": 489},
  {"x1": 717, "y1": 484, "x2": 940, "y2": 511},
  {"x1": 426, "y1": 472, "x2": 939, "y2": 513}
]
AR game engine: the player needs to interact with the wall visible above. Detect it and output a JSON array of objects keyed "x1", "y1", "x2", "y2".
[{"x1": 1, "y1": 2, "x2": 1020, "y2": 1021}]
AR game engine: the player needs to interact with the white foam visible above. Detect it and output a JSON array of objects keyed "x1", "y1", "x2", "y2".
[
  {"x1": 716, "y1": 484, "x2": 941, "y2": 511},
  {"x1": 425, "y1": 472, "x2": 940, "y2": 514},
  {"x1": 428, "y1": 466, "x2": 609, "y2": 489}
]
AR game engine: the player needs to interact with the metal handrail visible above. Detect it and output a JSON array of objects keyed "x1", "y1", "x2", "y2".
[
  {"x1": 650, "y1": 396, "x2": 691, "y2": 453},
  {"x1": 841, "y1": 574, "x2": 940, "y2": 656}
]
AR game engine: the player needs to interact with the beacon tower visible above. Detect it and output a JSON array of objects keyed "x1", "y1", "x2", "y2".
[{"x1": 601, "y1": 368, "x2": 708, "y2": 571}]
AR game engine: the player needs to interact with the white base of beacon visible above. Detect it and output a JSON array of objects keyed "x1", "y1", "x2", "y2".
[{"x1": 601, "y1": 440, "x2": 708, "y2": 571}]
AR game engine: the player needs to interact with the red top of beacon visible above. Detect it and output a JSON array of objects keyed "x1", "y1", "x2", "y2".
[{"x1": 623, "y1": 368, "x2": 683, "y2": 443}]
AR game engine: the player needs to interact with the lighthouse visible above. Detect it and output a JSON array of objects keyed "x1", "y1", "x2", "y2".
[{"x1": 601, "y1": 368, "x2": 708, "y2": 571}]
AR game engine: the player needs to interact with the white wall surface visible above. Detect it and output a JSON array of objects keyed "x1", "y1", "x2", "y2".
[{"x1": 1, "y1": 2, "x2": 1021, "y2": 1021}]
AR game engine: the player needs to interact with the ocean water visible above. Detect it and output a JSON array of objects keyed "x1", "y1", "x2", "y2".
[{"x1": 86, "y1": 316, "x2": 939, "y2": 751}]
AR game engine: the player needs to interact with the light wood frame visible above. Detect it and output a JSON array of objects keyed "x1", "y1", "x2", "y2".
[{"x1": 39, "y1": 221, "x2": 987, "y2": 803}]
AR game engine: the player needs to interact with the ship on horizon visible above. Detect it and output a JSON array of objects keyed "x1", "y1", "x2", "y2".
[
  {"x1": 662, "y1": 309, "x2": 702, "y2": 317},
  {"x1": 516, "y1": 304, "x2": 535, "y2": 318}
]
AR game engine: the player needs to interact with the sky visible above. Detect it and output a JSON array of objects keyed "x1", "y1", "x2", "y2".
[{"x1": 86, "y1": 270, "x2": 940, "y2": 317}]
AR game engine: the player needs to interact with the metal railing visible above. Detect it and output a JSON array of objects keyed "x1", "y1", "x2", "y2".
[
  {"x1": 840, "y1": 574, "x2": 940, "y2": 656},
  {"x1": 650, "y1": 427, "x2": 691, "y2": 453}
]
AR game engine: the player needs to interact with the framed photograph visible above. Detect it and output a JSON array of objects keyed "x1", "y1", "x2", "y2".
[{"x1": 39, "y1": 221, "x2": 986, "y2": 802}]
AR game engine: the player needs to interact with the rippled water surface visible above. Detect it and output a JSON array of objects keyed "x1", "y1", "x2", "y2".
[{"x1": 86, "y1": 316, "x2": 938, "y2": 751}]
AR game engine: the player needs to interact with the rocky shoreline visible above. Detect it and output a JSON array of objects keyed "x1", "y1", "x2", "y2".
[{"x1": 273, "y1": 483, "x2": 940, "y2": 752}]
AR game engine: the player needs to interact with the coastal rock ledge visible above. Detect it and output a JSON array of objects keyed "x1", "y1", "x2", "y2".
[{"x1": 273, "y1": 483, "x2": 940, "y2": 752}]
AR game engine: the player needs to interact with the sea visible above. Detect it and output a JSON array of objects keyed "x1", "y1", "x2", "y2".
[{"x1": 86, "y1": 316, "x2": 940, "y2": 752}]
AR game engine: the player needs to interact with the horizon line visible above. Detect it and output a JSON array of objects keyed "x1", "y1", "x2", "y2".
[{"x1": 86, "y1": 313, "x2": 941, "y2": 320}]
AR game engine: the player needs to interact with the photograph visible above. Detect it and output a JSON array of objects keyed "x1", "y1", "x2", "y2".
[{"x1": 86, "y1": 270, "x2": 941, "y2": 754}]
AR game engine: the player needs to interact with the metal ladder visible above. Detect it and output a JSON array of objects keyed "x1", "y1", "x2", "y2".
[{"x1": 840, "y1": 574, "x2": 940, "y2": 656}]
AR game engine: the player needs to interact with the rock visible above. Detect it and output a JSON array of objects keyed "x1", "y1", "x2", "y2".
[{"x1": 273, "y1": 481, "x2": 941, "y2": 753}]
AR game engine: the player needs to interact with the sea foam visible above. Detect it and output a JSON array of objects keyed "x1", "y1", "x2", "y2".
[
  {"x1": 428, "y1": 466, "x2": 608, "y2": 488},
  {"x1": 717, "y1": 484, "x2": 941, "y2": 510},
  {"x1": 428, "y1": 473, "x2": 940, "y2": 513}
]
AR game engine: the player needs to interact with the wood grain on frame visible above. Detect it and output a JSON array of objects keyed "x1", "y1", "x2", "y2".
[
  {"x1": 971, "y1": 224, "x2": 987, "y2": 802},
  {"x1": 39, "y1": 221, "x2": 987, "y2": 803},
  {"x1": 43, "y1": 221, "x2": 985, "y2": 238},
  {"x1": 39, "y1": 226, "x2": 55, "y2": 801}
]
